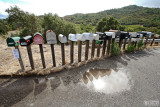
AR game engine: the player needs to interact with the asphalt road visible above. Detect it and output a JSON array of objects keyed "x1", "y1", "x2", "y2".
[{"x1": 0, "y1": 48, "x2": 160, "y2": 107}]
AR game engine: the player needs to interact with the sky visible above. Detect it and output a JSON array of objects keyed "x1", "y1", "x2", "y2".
[{"x1": 0, "y1": 0, "x2": 160, "y2": 17}]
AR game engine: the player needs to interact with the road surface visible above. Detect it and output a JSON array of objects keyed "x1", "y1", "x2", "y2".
[{"x1": 0, "y1": 48, "x2": 160, "y2": 107}]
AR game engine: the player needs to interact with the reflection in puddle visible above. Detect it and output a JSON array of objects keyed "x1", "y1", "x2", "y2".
[{"x1": 81, "y1": 68, "x2": 131, "y2": 94}]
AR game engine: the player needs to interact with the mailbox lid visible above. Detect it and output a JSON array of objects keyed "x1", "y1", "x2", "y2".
[
  {"x1": 68, "y1": 34, "x2": 77, "y2": 41},
  {"x1": 46, "y1": 31, "x2": 57, "y2": 44},
  {"x1": 58, "y1": 34, "x2": 67, "y2": 43},
  {"x1": 20, "y1": 36, "x2": 33, "y2": 46},
  {"x1": 83, "y1": 33, "x2": 94, "y2": 41},
  {"x1": 33, "y1": 32, "x2": 44, "y2": 45},
  {"x1": 6, "y1": 37, "x2": 20, "y2": 47},
  {"x1": 105, "y1": 32, "x2": 115, "y2": 38},
  {"x1": 76, "y1": 34, "x2": 86, "y2": 41}
]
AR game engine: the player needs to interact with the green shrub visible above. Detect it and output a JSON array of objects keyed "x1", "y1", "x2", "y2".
[
  {"x1": 137, "y1": 40, "x2": 144, "y2": 49},
  {"x1": 110, "y1": 42, "x2": 121, "y2": 56},
  {"x1": 126, "y1": 44, "x2": 135, "y2": 52}
]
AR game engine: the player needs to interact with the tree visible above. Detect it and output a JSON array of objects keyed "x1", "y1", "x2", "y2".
[
  {"x1": 96, "y1": 17, "x2": 124, "y2": 32},
  {"x1": 5, "y1": 6, "x2": 41, "y2": 37}
]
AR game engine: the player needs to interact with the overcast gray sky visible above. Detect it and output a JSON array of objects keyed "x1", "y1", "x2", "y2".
[{"x1": 0, "y1": 0, "x2": 160, "y2": 17}]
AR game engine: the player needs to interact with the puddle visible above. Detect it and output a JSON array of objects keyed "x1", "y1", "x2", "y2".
[{"x1": 81, "y1": 68, "x2": 131, "y2": 94}]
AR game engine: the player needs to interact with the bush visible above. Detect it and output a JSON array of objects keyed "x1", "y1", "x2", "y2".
[
  {"x1": 137, "y1": 40, "x2": 144, "y2": 49},
  {"x1": 126, "y1": 44, "x2": 136, "y2": 52},
  {"x1": 110, "y1": 42, "x2": 121, "y2": 56}
]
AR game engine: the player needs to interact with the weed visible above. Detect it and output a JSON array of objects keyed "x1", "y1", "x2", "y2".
[
  {"x1": 110, "y1": 42, "x2": 121, "y2": 56},
  {"x1": 126, "y1": 44, "x2": 135, "y2": 52}
]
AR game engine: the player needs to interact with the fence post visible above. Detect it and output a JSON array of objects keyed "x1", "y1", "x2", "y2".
[
  {"x1": 85, "y1": 40, "x2": 89, "y2": 60},
  {"x1": 70, "y1": 41, "x2": 74, "y2": 63},
  {"x1": 145, "y1": 37, "x2": 149, "y2": 47},
  {"x1": 26, "y1": 45, "x2": 34, "y2": 70},
  {"x1": 150, "y1": 37, "x2": 155, "y2": 46},
  {"x1": 51, "y1": 44, "x2": 56, "y2": 67},
  {"x1": 123, "y1": 38, "x2": 127, "y2": 50},
  {"x1": 102, "y1": 40, "x2": 107, "y2": 57},
  {"x1": 61, "y1": 43, "x2": 65, "y2": 65},
  {"x1": 15, "y1": 46, "x2": 25, "y2": 71},
  {"x1": 91, "y1": 40, "x2": 95, "y2": 58},
  {"x1": 107, "y1": 39, "x2": 111, "y2": 56},
  {"x1": 97, "y1": 43, "x2": 101, "y2": 57},
  {"x1": 78, "y1": 41, "x2": 82, "y2": 62},
  {"x1": 39, "y1": 44, "x2": 46, "y2": 68}
]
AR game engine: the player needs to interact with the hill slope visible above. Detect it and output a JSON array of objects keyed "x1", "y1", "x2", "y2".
[{"x1": 63, "y1": 5, "x2": 160, "y2": 27}]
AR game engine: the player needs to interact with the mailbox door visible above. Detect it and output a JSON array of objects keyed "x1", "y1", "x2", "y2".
[
  {"x1": 46, "y1": 32, "x2": 57, "y2": 44},
  {"x1": 20, "y1": 39, "x2": 28, "y2": 46},
  {"x1": 58, "y1": 34, "x2": 67, "y2": 43},
  {"x1": 33, "y1": 35, "x2": 44, "y2": 45},
  {"x1": 6, "y1": 38, "x2": 15, "y2": 47}
]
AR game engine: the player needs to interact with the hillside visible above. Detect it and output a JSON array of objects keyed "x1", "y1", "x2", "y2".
[{"x1": 63, "y1": 5, "x2": 160, "y2": 27}]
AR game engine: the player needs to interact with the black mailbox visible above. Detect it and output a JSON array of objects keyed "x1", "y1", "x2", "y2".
[
  {"x1": 120, "y1": 32, "x2": 129, "y2": 39},
  {"x1": 96, "y1": 32, "x2": 112, "y2": 40},
  {"x1": 20, "y1": 36, "x2": 33, "y2": 46}
]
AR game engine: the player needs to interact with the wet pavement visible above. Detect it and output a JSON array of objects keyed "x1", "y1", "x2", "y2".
[{"x1": 0, "y1": 48, "x2": 160, "y2": 107}]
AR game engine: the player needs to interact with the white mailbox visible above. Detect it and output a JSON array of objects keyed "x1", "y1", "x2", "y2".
[
  {"x1": 58, "y1": 34, "x2": 67, "y2": 43},
  {"x1": 83, "y1": 33, "x2": 94, "y2": 41},
  {"x1": 131, "y1": 38, "x2": 140, "y2": 42},
  {"x1": 105, "y1": 32, "x2": 115, "y2": 38},
  {"x1": 129, "y1": 32, "x2": 137, "y2": 38},
  {"x1": 46, "y1": 30, "x2": 57, "y2": 44},
  {"x1": 93, "y1": 34, "x2": 99, "y2": 40},
  {"x1": 147, "y1": 32, "x2": 152, "y2": 38},
  {"x1": 68, "y1": 34, "x2": 77, "y2": 41},
  {"x1": 76, "y1": 34, "x2": 86, "y2": 41}
]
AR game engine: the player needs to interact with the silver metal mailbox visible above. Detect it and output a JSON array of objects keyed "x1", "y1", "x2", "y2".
[
  {"x1": 46, "y1": 31, "x2": 57, "y2": 44},
  {"x1": 68, "y1": 34, "x2": 77, "y2": 41},
  {"x1": 76, "y1": 34, "x2": 86, "y2": 41},
  {"x1": 82, "y1": 33, "x2": 94, "y2": 41},
  {"x1": 58, "y1": 34, "x2": 67, "y2": 43}
]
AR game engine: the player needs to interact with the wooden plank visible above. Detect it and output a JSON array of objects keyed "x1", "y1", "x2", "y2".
[
  {"x1": 39, "y1": 44, "x2": 46, "y2": 68},
  {"x1": 78, "y1": 41, "x2": 82, "y2": 62},
  {"x1": 97, "y1": 44, "x2": 101, "y2": 57},
  {"x1": 51, "y1": 44, "x2": 56, "y2": 67},
  {"x1": 123, "y1": 38, "x2": 127, "y2": 50},
  {"x1": 107, "y1": 40, "x2": 111, "y2": 56},
  {"x1": 26, "y1": 45, "x2": 34, "y2": 70},
  {"x1": 91, "y1": 40, "x2": 95, "y2": 58},
  {"x1": 102, "y1": 40, "x2": 107, "y2": 57},
  {"x1": 85, "y1": 40, "x2": 89, "y2": 60},
  {"x1": 70, "y1": 41, "x2": 74, "y2": 63},
  {"x1": 61, "y1": 43, "x2": 65, "y2": 65},
  {"x1": 150, "y1": 37, "x2": 155, "y2": 46},
  {"x1": 15, "y1": 46, "x2": 25, "y2": 71}
]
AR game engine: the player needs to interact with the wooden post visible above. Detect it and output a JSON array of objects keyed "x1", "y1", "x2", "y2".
[
  {"x1": 145, "y1": 37, "x2": 149, "y2": 47},
  {"x1": 26, "y1": 45, "x2": 34, "y2": 70},
  {"x1": 15, "y1": 46, "x2": 25, "y2": 71},
  {"x1": 123, "y1": 38, "x2": 127, "y2": 50},
  {"x1": 150, "y1": 37, "x2": 155, "y2": 46},
  {"x1": 61, "y1": 43, "x2": 65, "y2": 65},
  {"x1": 119, "y1": 38, "x2": 123, "y2": 48},
  {"x1": 91, "y1": 40, "x2": 95, "y2": 58},
  {"x1": 107, "y1": 39, "x2": 111, "y2": 56},
  {"x1": 135, "y1": 41, "x2": 137, "y2": 47},
  {"x1": 112, "y1": 38, "x2": 115, "y2": 43},
  {"x1": 102, "y1": 40, "x2": 107, "y2": 57},
  {"x1": 85, "y1": 40, "x2": 89, "y2": 60},
  {"x1": 51, "y1": 44, "x2": 56, "y2": 67},
  {"x1": 78, "y1": 41, "x2": 82, "y2": 62},
  {"x1": 129, "y1": 38, "x2": 131, "y2": 45},
  {"x1": 70, "y1": 41, "x2": 74, "y2": 63},
  {"x1": 39, "y1": 44, "x2": 46, "y2": 68},
  {"x1": 97, "y1": 43, "x2": 101, "y2": 57}
]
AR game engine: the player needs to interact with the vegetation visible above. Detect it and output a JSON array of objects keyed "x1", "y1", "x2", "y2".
[
  {"x1": 110, "y1": 42, "x2": 121, "y2": 56},
  {"x1": 96, "y1": 17, "x2": 125, "y2": 32},
  {"x1": 126, "y1": 44, "x2": 136, "y2": 52},
  {"x1": 137, "y1": 40, "x2": 144, "y2": 49}
]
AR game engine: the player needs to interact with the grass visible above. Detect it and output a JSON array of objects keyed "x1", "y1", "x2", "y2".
[{"x1": 110, "y1": 42, "x2": 121, "y2": 56}]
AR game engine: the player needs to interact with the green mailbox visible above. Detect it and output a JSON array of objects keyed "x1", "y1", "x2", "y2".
[{"x1": 6, "y1": 37, "x2": 20, "y2": 47}]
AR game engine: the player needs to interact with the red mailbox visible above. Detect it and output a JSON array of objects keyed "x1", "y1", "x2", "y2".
[{"x1": 33, "y1": 32, "x2": 44, "y2": 45}]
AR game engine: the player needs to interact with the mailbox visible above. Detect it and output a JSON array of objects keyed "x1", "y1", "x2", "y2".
[
  {"x1": 120, "y1": 32, "x2": 129, "y2": 39},
  {"x1": 82, "y1": 33, "x2": 94, "y2": 41},
  {"x1": 33, "y1": 32, "x2": 44, "y2": 45},
  {"x1": 109, "y1": 30, "x2": 121, "y2": 38},
  {"x1": 93, "y1": 34, "x2": 99, "y2": 40},
  {"x1": 68, "y1": 34, "x2": 77, "y2": 41},
  {"x1": 20, "y1": 36, "x2": 33, "y2": 46},
  {"x1": 58, "y1": 34, "x2": 67, "y2": 43},
  {"x1": 46, "y1": 31, "x2": 57, "y2": 44},
  {"x1": 105, "y1": 32, "x2": 115, "y2": 38},
  {"x1": 129, "y1": 32, "x2": 138, "y2": 38},
  {"x1": 138, "y1": 32, "x2": 147, "y2": 37},
  {"x1": 76, "y1": 34, "x2": 86, "y2": 41},
  {"x1": 96, "y1": 32, "x2": 106, "y2": 40},
  {"x1": 6, "y1": 37, "x2": 20, "y2": 47}
]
